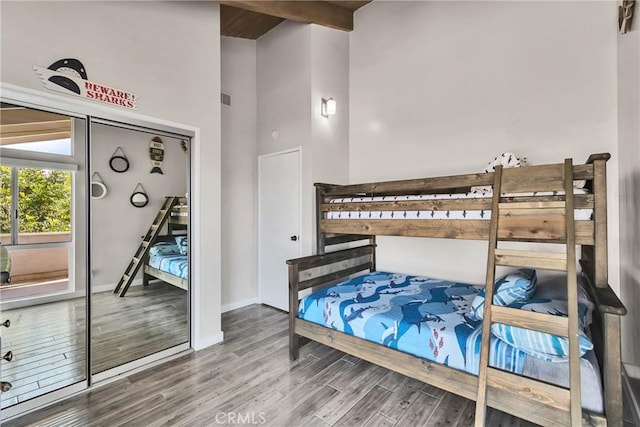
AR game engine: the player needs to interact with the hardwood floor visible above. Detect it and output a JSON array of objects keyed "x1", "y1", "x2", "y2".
[
  {"x1": 5, "y1": 304, "x2": 537, "y2": 427},
  {"x1": 90, "y1": 283, "x2": 187, "y2": 373},
  {"x1": 1, "y1": 282, "x2": 187, "y2": 409}
]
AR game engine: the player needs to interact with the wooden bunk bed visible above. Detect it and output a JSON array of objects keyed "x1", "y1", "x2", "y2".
[
  {"x1": 287, "y1": 153, "x2": 626, "y2": 426},
  {"x1": 115, "y1": 196, "x2": 188, "y2": 297},
  {"x1": 143, "y1": 198, "x2": 188, "y2": 290}
]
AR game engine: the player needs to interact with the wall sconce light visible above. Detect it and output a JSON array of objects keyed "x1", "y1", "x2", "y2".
[{"x1": 321, "y1": 98, "x2": 336, "y2": 118}]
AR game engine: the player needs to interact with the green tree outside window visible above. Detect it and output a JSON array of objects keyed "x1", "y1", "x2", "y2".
[{"x1": 0, "y1": 166, "x2": 71, "y2": 237}]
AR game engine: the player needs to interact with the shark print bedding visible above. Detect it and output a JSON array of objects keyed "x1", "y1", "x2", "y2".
[
  {"x1": 299, "y1": 271, "x2": 528, "y2": 375},
  {"x1": 298, "y1": 271, "x2": 605, "y2": 411},
  {"x1": 149, "y1": 253, "x2": 188, "y2": 279}
]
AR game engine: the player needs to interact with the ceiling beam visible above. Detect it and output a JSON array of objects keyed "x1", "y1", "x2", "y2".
[
  {"x1": 221, "y1": 5, "x2": 285, "y2": 39},
  {"x1": 219, "y1": 1, "x2": 354, "y2": 31}
]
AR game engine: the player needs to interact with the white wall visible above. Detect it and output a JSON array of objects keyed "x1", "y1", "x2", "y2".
[
  {"x1": 350, "y1": 1, "x2": 620, "y2": 287},
  {"x1": 257, "y1": 21, "x2": 312, "y2": 156},
  {"x1": 617, "y1": 18, "x2": 640, "y2": 369},
  {"x1": 90, "y1": 123, "x2": 187, "y2": 289},
  {"x1": 310, "y1": 25, "x2": 350, "y2": 233},
  {"x1": 257, "y1": 22, "x2": 349, "y2": 255},
  {"x1": 0, "y1": 1, "x2": 223, "y2": 349},
  {"x1": 257, "y1": 21, "x2": 314, "y2": 254},
  {"x1": 221, "y1": 36, "x2": 258, "y2": 310}
]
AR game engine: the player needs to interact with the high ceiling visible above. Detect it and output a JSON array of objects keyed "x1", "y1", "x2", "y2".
[
  {"x1": 0, "y1": 3, "x2": 372, "y2": 145},
  {"x1": 220, "y1": 1, "x2": 371, "y2": 39}
]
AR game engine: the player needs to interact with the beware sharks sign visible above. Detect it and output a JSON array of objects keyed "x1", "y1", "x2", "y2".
[{"x1": 34, "y1": 58, "x2": 139, "y2": 110}]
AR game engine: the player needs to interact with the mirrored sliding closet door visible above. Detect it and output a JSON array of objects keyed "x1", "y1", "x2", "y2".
[
  {"x1": 89, "y1": 120, "x2": 190, "y2": 376},
  {"x1": 0, "y1": 102, "x2": 88, "y2": 412},
  {"x1": 0, "y1": 96, "x2": 193, "y2": 421}
]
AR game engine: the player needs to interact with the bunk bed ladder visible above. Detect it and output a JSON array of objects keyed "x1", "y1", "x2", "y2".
[
  {"x1": 475, "y1": 159, "x2": 582, "y2": 426},
  {"x1": 113, "y1": 196, "x2": 179, "y2": 297}
]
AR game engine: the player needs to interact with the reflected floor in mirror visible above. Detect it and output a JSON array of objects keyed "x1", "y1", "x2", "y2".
[{"x1": 1, "y1": 281, "x2": 187, "y2": 408}]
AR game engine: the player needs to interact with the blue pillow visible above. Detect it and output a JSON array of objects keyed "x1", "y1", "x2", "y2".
[
  {"x1": 491, "y1": 298, "x2": 593, "y2": 361},
  {"x1": 469, "y1": 269, "x2": 537, "y2": 320},
  {"x1": 175, "y1": 236, "x2": 188, "y2": 255},
  {"x1": 149, "y1": 242, "x2": 180, "y2": 256}
]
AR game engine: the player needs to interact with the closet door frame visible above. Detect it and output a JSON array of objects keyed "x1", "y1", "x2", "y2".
[
  {"x1": 0, "y1": 83, "x2": 197, "y2": 422},
  {"x1": 88, "y1": 117, "x2": 192, "y2": 382}
]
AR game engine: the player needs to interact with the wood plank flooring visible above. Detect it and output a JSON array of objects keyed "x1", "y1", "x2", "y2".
[
  {"x1": 1, "y1": 282, "x2": 187, "y2": 408},
  {"x1": 5, "y1": 304, "x2": 538, "y2": 427}
]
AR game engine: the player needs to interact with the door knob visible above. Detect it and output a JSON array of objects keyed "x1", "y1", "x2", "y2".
[
  {"x1": 1, "y1": 319, "x2": 9, "y2": 328},
  {"x1": 2, "y1": 351, "x2": 12, "y2": 362},
  {"x1": 290, "y1": 235, "x2": 298, "y2": 241},
  {"x1": 1, "y1": 381, "x2": 11, "y2": 392}
]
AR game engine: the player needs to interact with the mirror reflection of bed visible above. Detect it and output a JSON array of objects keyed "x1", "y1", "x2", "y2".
[
  {"x1": 105, "y1": 199, "x2": 191, "y2": 375},
  {"x1": 142, "y1": 200, "x2": 188, "y2": 292},
  {"x1": 89, "y1": 122, "x2": 189, "y2": 375}
]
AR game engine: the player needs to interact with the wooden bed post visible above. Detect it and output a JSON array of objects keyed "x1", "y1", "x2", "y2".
[
  {"x1": 142, "y1": 272, "x2": 150, "y2": 287},
  {"x1": 370, "y1": 235, "x2": 376, "y2": 271},
  {"x1": 604, "y1": 313, "x2": 624, "y2": 426},
  {"x1": 582, "y1": 153, "x2": 611, "y2": 288},
  {"x1": 588, "y1": 153, "x2": 610, "y2": 288},
  {"x1": 315, "y1": 184, "x2": 329, "y2": 255},
  {"x1": 288, "y1": 261, "x2": 300, "y2": 361}
]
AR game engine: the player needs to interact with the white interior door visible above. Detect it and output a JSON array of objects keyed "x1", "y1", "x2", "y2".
[{"x1": 259, "y1": 149, "x2": 301, "y2": 312}]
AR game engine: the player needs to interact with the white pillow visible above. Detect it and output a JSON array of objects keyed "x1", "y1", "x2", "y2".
[{"x1": 471, "y1": 152, "x2": 526, "y2": 194}]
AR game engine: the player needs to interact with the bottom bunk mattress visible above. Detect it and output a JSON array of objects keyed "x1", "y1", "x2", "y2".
[
  {"x1": 148, "y1": 253, "x2": 188, "y2": 280},
  {"x1": 298, "y1": 271, "x2": 603, "y2": 412}
]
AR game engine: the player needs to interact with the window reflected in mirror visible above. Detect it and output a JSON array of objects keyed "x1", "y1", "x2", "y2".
[{"x1": 0, "y1": 102, "x2": 85, "y2": 408}]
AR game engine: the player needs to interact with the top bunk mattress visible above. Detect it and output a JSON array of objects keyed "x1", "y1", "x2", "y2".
[{"x1": 326, "y1": 188, "x2": 593, "y2": 221}]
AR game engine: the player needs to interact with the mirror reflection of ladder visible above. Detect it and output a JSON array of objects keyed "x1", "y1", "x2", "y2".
[
  {"x1": 114, "y1": 196, "x2": 179, "y2": 297},
  {"x1": 475, "y1": 159, "x2": 582, "y2": 426}
]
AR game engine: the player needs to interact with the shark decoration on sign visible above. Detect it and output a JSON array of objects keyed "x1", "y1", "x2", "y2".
[{"x1": 34, "y1": 58, "x2": 139, "y2": 110}]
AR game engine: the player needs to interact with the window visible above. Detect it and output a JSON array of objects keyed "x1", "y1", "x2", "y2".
[
  {"x1": 1, "y1": 166, "x2": 72, "y2": 245},
  {"x1": 0, "y1": 165, "x2": 72, "y2": 299}
]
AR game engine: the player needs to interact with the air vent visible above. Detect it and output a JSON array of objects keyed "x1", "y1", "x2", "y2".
[{"x1": 221, "y1": 93, "x2": 231, "y2": 106}]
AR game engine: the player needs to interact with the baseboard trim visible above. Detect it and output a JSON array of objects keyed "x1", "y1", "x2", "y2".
[
  {"x1": 623, "y1": 364, "x2": 640, "y2": 426},
  {"x1": 192, "y1": 330, "x2": 224, "y2": 351},
  {"x1": 222, "y1": 297, "x2": 258, "y2": 313},
  {"x1": 92, "y1": 279, "x2": 142, "y2": 295},
  {"x1": 0, "y1": 279, "x2": 146, "y2": 310}
]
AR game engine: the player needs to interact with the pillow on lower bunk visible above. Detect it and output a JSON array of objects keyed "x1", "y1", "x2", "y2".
[
  {"x1": 491, "y1": 298, "x2": 594, "y2": 361},
  {"x1": 149, "y1": 242, "x2": 180, "y2": 256},
  {"x1": 533, "y1": 274, "x2": 595, "y2": 326},
  {"x1": 174, "y1": 236, "x2": 188, "y2": 255},
  {"x1": 469, "y1": 269, "x2": 537, "y2": 320}
]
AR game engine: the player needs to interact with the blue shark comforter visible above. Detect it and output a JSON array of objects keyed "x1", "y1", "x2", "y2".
[
  {"x1": 149, "y1": 253, "x2": 188, "y2": 280},
  {"x1": 298, "y1": 271, "x2": 526, "y2": 375}
]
